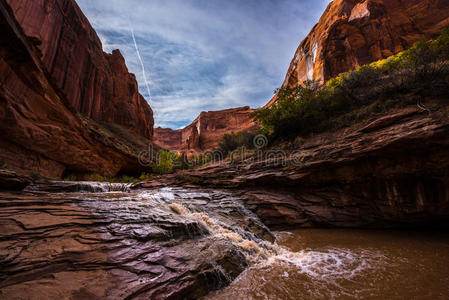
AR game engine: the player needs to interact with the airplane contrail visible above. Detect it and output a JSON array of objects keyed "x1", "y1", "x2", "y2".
[{"x1": 130, "y1": 26, "x2": 153, "y2": 104}]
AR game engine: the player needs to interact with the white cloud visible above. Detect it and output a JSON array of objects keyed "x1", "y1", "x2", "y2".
[{"x1": 77, "y1": 0, "x2": 331, "y2": 128}]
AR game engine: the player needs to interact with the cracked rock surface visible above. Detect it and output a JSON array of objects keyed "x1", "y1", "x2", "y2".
[{"x1": 0, "y1": 186, "x2": 274, "y2": 299}]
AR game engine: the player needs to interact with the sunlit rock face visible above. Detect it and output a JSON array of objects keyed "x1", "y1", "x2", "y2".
[
  {"x1": 278, "y1": 0, "x2": 449, "y2": 92},
  {"x1": 154, "y1": 107, "x2": 257, "y2": 152},
  {"x1": 5, "y1": 0, "x2": 154, "y2": 139}
]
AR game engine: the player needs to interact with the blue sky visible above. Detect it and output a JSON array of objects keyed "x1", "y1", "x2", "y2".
[{"x1": 77, "y1": 0, "x2": 331, "y2": 128}]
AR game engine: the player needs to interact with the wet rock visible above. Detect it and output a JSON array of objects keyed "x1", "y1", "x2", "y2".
[
  {"x1": 0, "y1": 169, "x2": 32, "y2": 191},
  {"x1": 243, "y1": 191, "x2": 311, "y2": 229},
  {"x1": 26, "y1": 181, "x2": 132, "y2": 193},
  {"x1": 167, "y1": 105, "x2": 449, "y2": 229},
  {"x1": 0, "y1": 186, "x2": 276, "y2": 299}
]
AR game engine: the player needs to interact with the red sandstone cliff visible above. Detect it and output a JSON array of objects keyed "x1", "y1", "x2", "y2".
[
  {"x1": 154, "y1": 107, "x2": 257, "y2": 152},
  {"x1": 266, "y1": 0, "x2": 449, "y2": 106},
  {"x1": 0, "y1": 0, "x2": 155, "y2": 178},
  {"x1": 282, "y1": 0, "x2": 449, "y2": 86},
  {"x1": 5, "y1": 0, "x2": 154, "y2": 139},
  {"x1": 157, "y1": 0, "x2": 449, "y2": 149}
]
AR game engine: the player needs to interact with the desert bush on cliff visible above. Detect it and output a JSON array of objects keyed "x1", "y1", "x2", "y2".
[
  {"x1": 87, "y1": 173, "x2": 141, "y2": 183},
  {"x1": 218, "y1": 131, "x2": 257, "y2": 154},
  {"x1": 253, "y1": 29, "x2": 449, "y2": 140}
]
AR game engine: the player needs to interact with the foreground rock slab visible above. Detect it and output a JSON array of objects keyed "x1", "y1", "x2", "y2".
[{"x1": 0, "y1": 186, "x2": 274, "y2": 299}]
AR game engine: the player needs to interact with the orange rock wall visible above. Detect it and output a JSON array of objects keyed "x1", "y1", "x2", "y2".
[
  {"x1": 282, "y1": 0, "x2": 449, "y2": 87},
  {"x1": 0, "y1": 0, "x2": 153, "y2": 178},
  {"x1": 154, "y1": 107, "x2": 257, "y2": 152},
  {"x1": 5, "y1": 0, "x2": 154, "y2": 139}
]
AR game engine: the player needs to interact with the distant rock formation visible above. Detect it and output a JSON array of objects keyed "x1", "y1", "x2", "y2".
[{"x1": 153, "y1": 107, "x2": 257, "y2": 152}]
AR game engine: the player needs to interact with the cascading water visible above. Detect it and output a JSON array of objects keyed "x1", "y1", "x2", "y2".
[
  {"x1": 9, "y1": 182, "x2": 449, "y2": 299},
  {"x1": 25, "y1": 181, "x2": 132, "y2": 193}
]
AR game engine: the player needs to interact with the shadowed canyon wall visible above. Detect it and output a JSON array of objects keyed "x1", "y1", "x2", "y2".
[
  {"x1": 5, "y1": 0, "x2": 154, "y2": 139},
  {"x1": 0, "y1": 0, "x2": 154, "y2": 178}
]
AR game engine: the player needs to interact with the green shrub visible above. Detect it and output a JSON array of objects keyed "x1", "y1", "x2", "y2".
[
  {"x1": 253, "y1": 28, "x2": 449, "y2": 141},
  {"x1": 151, "y1": 150, "x2": 180, "y2": 174},
  {"x1": 89, "y1": 173, "x2": 105, "y2": 182},
  {"x1": 86, "y1": 173, "x2": 144, "y2": 183},
  {"x1": 139, "y1": 172, "x2": 152, "y2": 181},
  {"x1": 118, "y1": 175, "x2": 140, "y2": 183},
  {"x1": 218, "y1": 131, "x2": 257, "y2": 155},
  {"x1": 64, "y1": 174, "x2": 77, "y2": 181}
]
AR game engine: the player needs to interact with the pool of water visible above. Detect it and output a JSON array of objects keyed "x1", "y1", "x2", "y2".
[{"x1": 207, "y1": 229, "x2": 449, "y2": 299}]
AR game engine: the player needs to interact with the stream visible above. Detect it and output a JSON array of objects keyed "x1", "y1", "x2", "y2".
[
  {"x1": 208, "y1": 229, "x2": 449, "y2": 299},
  {"x1": 1, "y1": 182, "x2": 448, "y2": 299}
]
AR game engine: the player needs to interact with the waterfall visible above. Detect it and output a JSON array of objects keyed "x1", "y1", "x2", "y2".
[
  {"x1": 167, "y1": 201, "x2": 280, "y2": 264},
  {"x1": 25, "y1": 181, "x2": 132, "y2": 193}
]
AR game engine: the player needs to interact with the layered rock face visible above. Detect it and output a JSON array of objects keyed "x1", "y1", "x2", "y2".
[
  {"x1": 153, "y1": 103, "x2": 449, "y2": 229},
  {"x1": 154, "y1": 107, "x2": 257, "y2": 152},
  {"x1": 0, "y1": 0, "x2": 154, "y2": 178},
  {"x1": 0, "y1": 186, "x2": 274, "y2": 299},
  {"x1": 5, "y1": 0, "x2": 154, "y2": 139},
  {"x1": 265, "y1": 0, "x2": 449, "y2": 106}
]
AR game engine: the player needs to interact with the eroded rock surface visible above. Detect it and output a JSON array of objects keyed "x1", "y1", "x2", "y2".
[
  {"x1": 149, "y1": 104, "x2": 449, "y2": 229},
  {"x1": 0, "y1": 0, "x2": 155, "y2": 178},
  {"x1": 0, "y1": 169, "x2": 32, "y2": 191},
  {"x1": 0, "y1": 185, "x2": 275, "y2": 299}
]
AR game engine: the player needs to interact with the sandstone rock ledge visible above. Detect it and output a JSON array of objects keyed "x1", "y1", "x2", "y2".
[
  {"x1": 143, "y1": 104, "x2": 449, "y2": 229},
  {"x1": 0, "y1": 186, "x2": 273, "y2": 299},
  {"x1": 0, "y1": 169, "x2": 32, "y2": 191}
]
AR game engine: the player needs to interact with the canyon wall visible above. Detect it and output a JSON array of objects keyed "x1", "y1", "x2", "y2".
[
  {"x1": 154, "y1": 106, "x2": 257, "y2": 152},
  {"x1": 5, "y1": 0, "x2": 154, "y2": 139},
  {"x1": 0, "y1": 0, "x2": 154, "y2": 178},
  {"x1": 153, "y1": 103, "x2": 449, "y2": 229},
  {"x1": 266, "y1": 0, "x2": 449, "y2": 106},
  {"x1": 282, "y1": 0, "x2": 449, "y2": 87},
  {"x1": 160, "y1": 0, "x2": 449, "y2": 148}
]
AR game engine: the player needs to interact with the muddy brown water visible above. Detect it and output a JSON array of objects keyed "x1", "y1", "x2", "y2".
[
  {"x1": 206, "y1": 229, "x2": 449, "y2": 300},
  {"x1": 5, "y1": 183, "x2": 449, "y2": 299}
]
